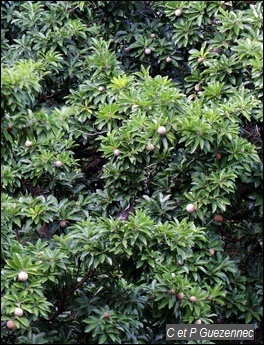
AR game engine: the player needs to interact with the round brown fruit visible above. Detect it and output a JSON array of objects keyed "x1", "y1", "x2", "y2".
[
  {"x1": 6, "y1": 320, "x2": 16, "y2": 330},
  {"x1": 60, "y1": 220, "x2": 67, "y2": 227},
  {"x1": 145, "y1": 48, "x2": 152, "y2": 55},
  {"x1": 216, "y1": 152, "x2": 222, "y2": 160},
  {"x1": 176, "y1": 292, "x2": 184, "y2": 300},
  {"x1": 166, "y1": 56, "x2": 172, "y2": 63},
  {"x1": 14, "y1": 307, "x2": 23, "y2": 317},
  {"x1": 214, "y1": 214, "x2": 224, "y2": 223},
  {"x1": 18, "y1": 271, "x2": 28, "y2": 282},
  {"x1": 150, "y1": 33, "x2": 156, "y2": 38},
  {"x1": 190, "y1": 296, "x2": 197, "y2": 302},
  {"x1": 198, "y1": 57, "x2": 204, "y2": 63},
  {"x1": 157, "y1": 126, "x2": 166, "y2": 135},
  {"x1": 98, "y1": 86, "x2": 105, "y2": 92}
]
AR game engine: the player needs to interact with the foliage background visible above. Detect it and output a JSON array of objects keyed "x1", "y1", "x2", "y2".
[{"x1": 1, "y1": 1, "x2": 263, "y2": 344}]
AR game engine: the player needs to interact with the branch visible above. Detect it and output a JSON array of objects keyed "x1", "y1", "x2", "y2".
[{"x1": 49, "y1": 270, "x2": 95, "y2": 321}]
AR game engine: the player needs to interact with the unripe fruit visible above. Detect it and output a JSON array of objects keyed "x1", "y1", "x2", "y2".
[
  {"x1": 166, "y1": 56, "x2": 172, "y2": 63},
  {"x1": 186, "y1": 204, "x2": 195, "y2": 213},
  {"x1": 98, "y1": 86, "x2": 105, "y2": 92},
  {"x1": 216, "y1": 152, "x2": 222, "y2": 160},
  {"x1": 14, "y1": 307, "x2": 23, "y2": 317},
  {"x1": 209, "y1": 248, "x2": 215, "y2": 256},
  {"x1": 176, "y1": 292, "x2": 184, "y2": 300},
  {"x1": 214, "y1": 214, "x2": 224, "y2": 223},
  {"x1": 198, "y1": 57, "x2": 204, "y2": 63},
  {"x1": 18, "y1": 271, "x2": 28, "y2": 282},
  {"x1": 55, "y1": 160, "x2": 63, "y2": 168},
  {"x1": 145, "y1": 48, "x2": 152, "y2": 55},
  {"x1": 150, "y1": 33, "x2": 156, "y2": 38},
  {"x1": 178, "y1": 260, "x2": 183, "y2": 266},
  {"x1": 175, "y1": 9, "x2": 183, "y2": 16},
  {"x1": 60, "y1": 220, "x2": 67, "y2": 227},
  {"x1": 6, "y1": 320, "x2": 16, "y2": 330},
  {"x1": 190, "y1": 296, "x2": 197, "y2": 302},
  {"x1": 194, "y1": 319, "x2": 202, "y2": 324},
  {"x1": 171, "y1": 273, "x2": 176, "y2": 278},
  {"x1": 25, "y1": 140, "x2": 33, "y2": 147},
  {"x1": 157, "y1": 126, "x2": 166, "y2": 135},
  {"x1": 114, "y1": 149, "x2": 120, "y2": 157}
]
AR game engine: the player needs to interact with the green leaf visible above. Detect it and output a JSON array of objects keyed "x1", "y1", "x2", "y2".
[{"x1": 98, "y1": 334, "x2": 108, "y2": 344}]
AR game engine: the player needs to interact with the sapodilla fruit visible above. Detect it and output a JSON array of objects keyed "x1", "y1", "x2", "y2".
[
  {"x1": 186, "y1": 204, "x2": 195, "y2": 213},
  {"x1": 146, "y1": 142, "x2": 155, "y2": 151},
  {"x1": 194, "y1": 319, "x2": 202, "y2": 324},
  {"x1": 114, "y1": 149, "x2": 120, "y2": 156},
  {"x1": 55, "y1": 160, "x2": 63, "y2": 168},
  {"x1": 157, "y1": 126, "x2": 166, "y2": 135},
  {"x1": 216, "y1": 152, "x2": 222, "y2": 160},
  {"x1": 175, "y1": 9, "x2": 182, "y2": 16},
  {"x1": 6, "y1": 320, "x2": 16, "y2": 330},
  {"x1": 194, "y1": 83, "x2": 202, "y2": 92},
  {"x1": 103, "y1": 311, "x2": 110, "y2": 319},
  {"x1": 60, "y1": 220, "x2": 67, "y2": 227},
  {"x1": 18, "y1": 271, "x2": 28, "y2": 282},
  {"x1": 214, "y1": 214, "x2": 224, "y2": 222},
  {"x1": 14, "y1": 307, "x2": 23, "y2": 317},
  {"x1": 145, "y1": 48, "x2": 152, "y2": 55},
  {"x1": 209, "y1": 248, "x2": 215, "y2": 256},
  {"x1": 176, "y1": 292, "x2": 184, "y2": 300}
]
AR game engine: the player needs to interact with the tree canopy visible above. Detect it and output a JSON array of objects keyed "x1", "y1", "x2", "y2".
[{"x1": 1, "y1": 1, "x2": 263, "y2": 344}]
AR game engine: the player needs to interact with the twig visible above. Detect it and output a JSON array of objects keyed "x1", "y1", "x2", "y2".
[{"x1": 49, "y1": 270, "x2": 95, "y2": 321}]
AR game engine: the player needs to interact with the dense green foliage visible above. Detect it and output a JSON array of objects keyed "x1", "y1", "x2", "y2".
[{"x1": 1, "y1": 1, "x2": 263, "y2": 344}]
